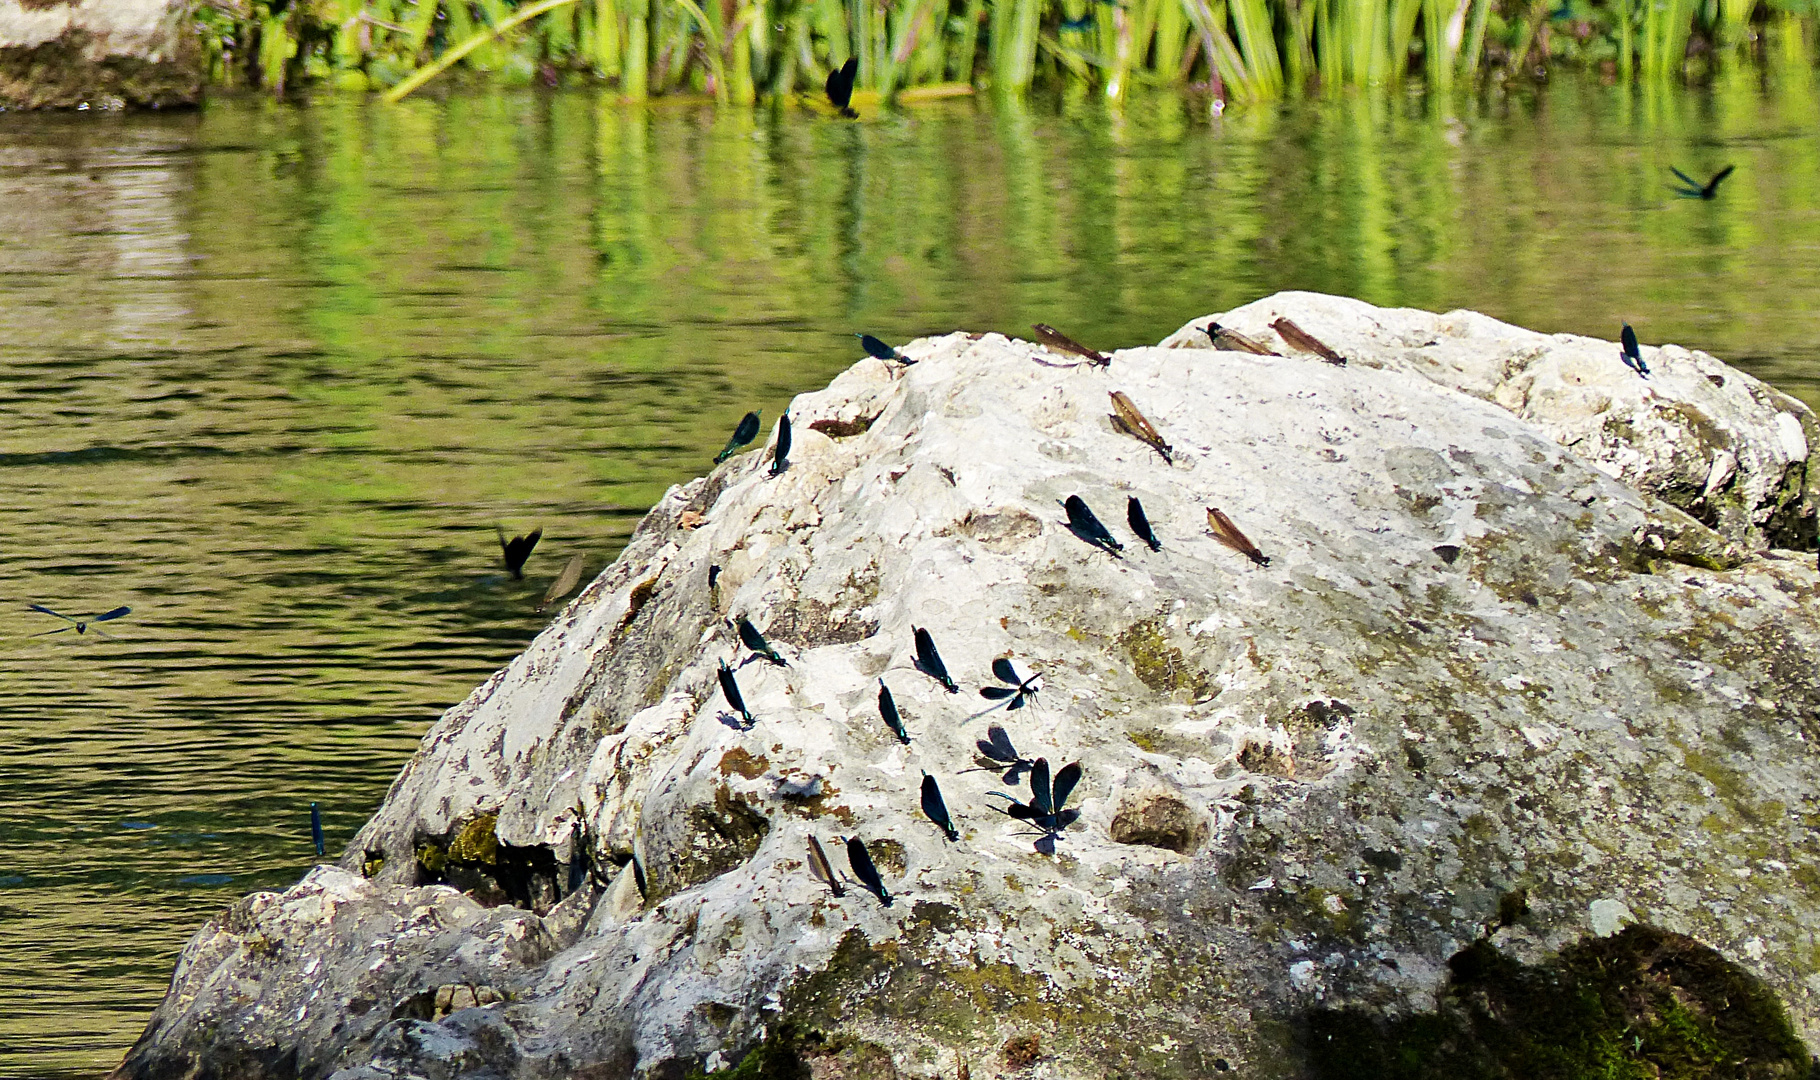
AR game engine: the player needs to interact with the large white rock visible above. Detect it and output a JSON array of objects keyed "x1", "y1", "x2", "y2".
[{"x1": 116, "y1": 295, "x2": 1820, "y2": 1079}]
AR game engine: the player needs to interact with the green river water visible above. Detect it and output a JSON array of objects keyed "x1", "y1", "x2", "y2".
[{"x1": 2, "y1": 72, "x2": 1818, "y2": 1076}]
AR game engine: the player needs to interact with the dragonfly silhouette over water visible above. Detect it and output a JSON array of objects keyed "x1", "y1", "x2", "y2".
[
  {"x1": 497, "y1": 527, "x2": 541, "y2": 579},
  {"x1": 1670, "y1": 164, "x2": 1735, "y2": 200},
  {"x1": 28, "y1": 603, "x2": 131, "y2": 637},
  {"x1": 825, "y1": 57, "x2": 859, "y2": 118}
]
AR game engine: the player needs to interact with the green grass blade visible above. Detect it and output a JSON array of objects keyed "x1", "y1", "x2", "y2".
[
  {"x1": 729, "y1": 4, "x2": 757, "y2": 102},
  {"x1": 594, "y1": 0, "x2": 623, "y2": 76},
  {"x1": 671, "y1": 0, "x2": 731, "y2": 98},
  {"x1": 1227, "y1": 0, "x2": 1282, "y2": 92},
  {"x1": 817, "y1": 0, "x2": 850, "y2": 69},
  {"x1": 881, "y1": 0, "x2": 937, "y2": 96},
  {"x1": 1154, "y1": 0, "x2": 1188, "y2": 81},
  {"x1": 1614, "y1": 0, "x2": 1632, "y2": 80},
  {"x1": 624, "y1": 0, "x2": 650, "y2": 96},
  {"x1": 1457, "y1": 0, "x2": 1487, "y2": 79},
  {"x1": 952, "y1": 0, "x2": 985, "y2": 81},
  {"x1": 1316, "y1": 0, "x2": 1343, "y2": 89},
  {"x1": 1345, "y1": 0, "x2": 1378, "y2": 85},
  {"x1": 1387, "y1": 0, "x2": 1420, "y2": 81},
  {"x1": 404, "y1": 0, "x2": 439, "y2": 53},
  {"x1": 1185, "y1": 0, "x2": 1257, "y2": 97},
  {"x1": 1281, "y1": 0, "x2": 1315, "y2": 87},
  {"x1": 1504, "y1": 0, "x2": 1547, "y2": 77}
]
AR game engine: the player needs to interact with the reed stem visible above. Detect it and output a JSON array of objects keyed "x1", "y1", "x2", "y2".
[{"x1": 384, "y1": 0, "x2": 582, "y2": 101}]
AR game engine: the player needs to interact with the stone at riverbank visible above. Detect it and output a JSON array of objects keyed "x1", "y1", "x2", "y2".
[
  {"x1": 0, "y1": 0, "x2": 199, "y2": 110},
  {"x1": 116, "y1": 293, "x2": 1820, "y2": 1079}
]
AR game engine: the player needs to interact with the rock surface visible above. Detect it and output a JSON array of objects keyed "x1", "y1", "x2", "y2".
[
  {"x1": 0, "y1": 0, "x2": 200, "y2": 110},
  {"x1": 117, "y1": 293, "x2": 1820, "y2": 1079},
  {"x1": 1166, "y1": 294, "x2": 1819, "y2": 554}
]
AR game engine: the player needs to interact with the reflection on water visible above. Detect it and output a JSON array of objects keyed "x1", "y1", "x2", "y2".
[{"x1": 2, "y1": 72, "x2": 1818, "y2": 1075}]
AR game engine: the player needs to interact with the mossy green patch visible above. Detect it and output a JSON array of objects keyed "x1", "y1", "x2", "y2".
[
  {"x1": 1304, "y1": 925, "x2": 1813, "y2": 1080},
  {"x1": 680, "y1": 1024, "x2": 903, "y2": 1080},
  {"x1": 415, "y1": 841, "x2": 447, "y2": 876},
  {"x1": 1297, "y1": 887, "x2": 1358, "y2": 936},
  {"x1": 1677, "y1": 744, "x2": 1765, "y2": 826},
  {"x1": 1791, "y1": 864, "x2": 1820, "y2": 902},
  {"x1": 1611, "y1": 519, "x2": 1744, "y2": 575},
  {"x1": 447, "y1": 811, "x2": 500, "y2": 864},
  {"x1": 643, "y1": 656, "x2": 684, "y2": 707},
  {"x1": 1118, "y1": 619, "x2": 1211, "y2": 699},
  {"x1": 782, "y1": 927, "x2": 1112, "y2": 1052}
]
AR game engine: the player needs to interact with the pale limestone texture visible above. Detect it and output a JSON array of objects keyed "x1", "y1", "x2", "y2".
[{"x1": 1166, "y1": 292, "x2": 1818, "y2": 552}]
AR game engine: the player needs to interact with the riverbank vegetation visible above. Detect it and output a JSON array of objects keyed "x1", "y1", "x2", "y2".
[{"x1": 194, "y1": 0, "x2": 1819, "y2": 103}]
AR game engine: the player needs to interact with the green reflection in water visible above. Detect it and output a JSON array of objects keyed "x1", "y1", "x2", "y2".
[{"x1": 1, "y1": 73, "x2": 1818, "y2": 1075}]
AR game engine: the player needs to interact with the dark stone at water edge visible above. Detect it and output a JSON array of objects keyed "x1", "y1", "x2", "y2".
[
  {"x1": 1304, "y1": 925, "x2": 1816, "y2": 1080},
  {"x1": 0, "y1": 0, "x2": 201, "y2": 110}
]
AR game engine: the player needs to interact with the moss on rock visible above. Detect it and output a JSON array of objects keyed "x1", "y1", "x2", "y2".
[
  {"x1": 1119, "y1": 618, "x2": 1211, "y2": 699},
  {"x1": 447, "y1": 812, "x2": 501, "y2": 865},
  {"x1": 1304, "y1": 925, "x2": 1815, "y2": 1080}
]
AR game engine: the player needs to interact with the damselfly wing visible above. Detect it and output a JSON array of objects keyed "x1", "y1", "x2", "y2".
[
  {"x1": 858, "y1": 333, "x2": 910, "y2": 363},
  {"x1": 769, "y1": 414, "x2": 792, "y2": 477},
  {"x1": 715, "y1": 410, "x2": 762, "y2": 464},
  {"x1": 980, "y1": 656, "x2": 1042, "y2": 710},
  {"x1": 976, "y1": 725, "x2": 1034, "y2": 783},
  {"x1": 879, "y1": 680, "x2": 910, "y2": 744},
  {"x1": 921, "y1": 773, "x2": 959, "y2": 842},
  {"x1": 1620, "y1": 322, "x2": 1649, "y2": 378},
  {"x1": 497, "y1": 527, "x2": 542, "y2": 579},
  {"x1": 1108, "y1": 391, "x2": 1174, "y2": 463},
  {"x1": 807, "y1": 834, "x2": 845, "y2": 897},
  {"x1": 538, "y1": 554, "x2": 585, "y2": 612},
  {"x1": 1269, "y1": 317, "x2": 1346, "y2": 365},
  {"x1": 1031, "y1": 323, "x2": 1110, "y2": 366},
  {"x1": 845, "y1": 836, "x2": 892, "y2": 905},
  {"x1": 1063, "y1": 495, "x2": 1124, "y2": 557},
  {"x1": 717, "y1": 660, "x2": 755, "y2": 727},
  {"x1": 1127, "y1": 497, "x2": 1161, "y2": 551},
  {"x1": 913, "y1": 626, "x2": 959, "y2": 693},
  {"x1": 1670, "y1": 164, "x2": 1734, "y2": 200},
  {"x1": 28, "y1": 603, "x2": 131, "y2": 637},
  {"x1": 825, "y1": 58, "x2": 859, "y2": 117},
  {"x1": 1206, "y1": 506, "x2": 1270, "y2": 567},
  {"x1": 1204, "y1": 322, "x2": 1280, "y2": 356},
  {"x1": 737, "y1": 617, "x2": 787, "y2": 666}
]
